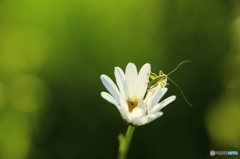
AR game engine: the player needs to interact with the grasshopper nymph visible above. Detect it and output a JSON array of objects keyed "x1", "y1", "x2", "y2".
[{"x1": 147, "y1": 60, "x2": 192, "y2": 106}]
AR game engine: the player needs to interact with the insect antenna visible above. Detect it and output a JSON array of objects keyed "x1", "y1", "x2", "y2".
[
  {"x1": 167, "y1": 77, "x2": 193, "y2": 107},
  {"x1": 167, "y1": 60, "x2": 191, "y2": 76}
]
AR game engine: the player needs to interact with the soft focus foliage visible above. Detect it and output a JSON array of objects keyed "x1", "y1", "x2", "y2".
[{"x1": 0, "y1": 0, "x2": 239, "y2": 159}]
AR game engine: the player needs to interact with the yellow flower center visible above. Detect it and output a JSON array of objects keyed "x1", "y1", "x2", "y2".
[{"x1": 126, "y1": 98, "x2": 138, "y2": 113}]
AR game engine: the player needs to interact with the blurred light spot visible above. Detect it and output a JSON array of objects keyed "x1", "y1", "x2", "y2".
[
  {"x1": 0, "y1": 82, "x2": 5, "y2": 110},
  {"x1": 0, "y1": 26, "x2": 50, "y2": 76},
  {"x1": 0, "y1": 112, "x2": 30, "y2": 159},
  {"x1": 205, "y1": 97, "x2": 240, "y2": 149},
  {"x1": 10, "y1": 75, "x2": 48, "y2": 112},
  {"x1": 226, "y1": 76, "x2": 240, "y2": 99},
  {"x1": 231, "y1": 16, "x2": 240, "y2": 51}
]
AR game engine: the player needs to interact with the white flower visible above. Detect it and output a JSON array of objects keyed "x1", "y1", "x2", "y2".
[{"x1": 100, "y1": 63, "x2": 176, "y2": 126}]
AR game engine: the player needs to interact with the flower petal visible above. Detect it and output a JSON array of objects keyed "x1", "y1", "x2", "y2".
[
  {"x1": 143, "y1": 112, "x2": 164, "y2": 124},
  {"x1": 150, "y1": 95, "x2": 176, "y2": 114},
  {"x1": 100, "y1": 75, "x2": 122, "y2": 105},
  {"x1": 101, "y1": 92, "x2": 120, "y2": 109},
  {"x1": 125, "y1": 63, "x2": 138, "y2": 99},
  {"x1": 146, "y1": 87, "x2": 167, "y2": 110},
  {"x1": 151, "y1": 87, "x2": 168, "y2": 106},
  {"x1": 136, "y1": 63, "x2": 150, "y2": 98},
  {"x1": 139, "y1": 116, "x2": 148, "y2": 125},
  {"x1": 131, "y1": 100, "x2": 145, "y2": 125},
  {"x1": 145, "y1": 86, "x2": 158, "y2": 105},
  {"x1": 119, "y1": 106, "x2": 130, "y2": 121},
  {"x1": 114, "y1": 67, "x2": 128, "y2": 99}
]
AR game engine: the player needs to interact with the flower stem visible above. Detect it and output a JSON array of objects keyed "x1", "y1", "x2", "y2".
[{"x1": 117, "y1": 125, "x2": 135, "y2": 159}]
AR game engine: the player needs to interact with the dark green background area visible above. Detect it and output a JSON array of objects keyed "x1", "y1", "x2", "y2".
[{"x1": 0, "y1": 0, "x2": 239, "y2": 159}]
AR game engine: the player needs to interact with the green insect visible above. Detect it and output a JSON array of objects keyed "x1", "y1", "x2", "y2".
[{"x1": 147, "y1": 60, "x2": 192, "y2": 106}]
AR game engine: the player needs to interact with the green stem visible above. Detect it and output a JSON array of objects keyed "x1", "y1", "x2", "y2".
[{"x1": 117, "y1": 125, "x2": 135, "y2": 159}]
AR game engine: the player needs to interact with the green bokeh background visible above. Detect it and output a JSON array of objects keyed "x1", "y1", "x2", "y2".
[{"x1": 0, "y1": 0, "x2": 240, "y2": 159}]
